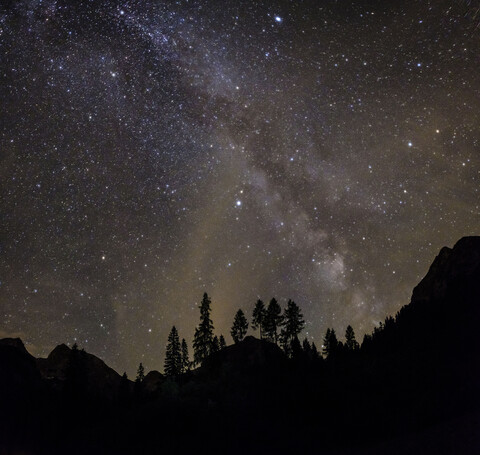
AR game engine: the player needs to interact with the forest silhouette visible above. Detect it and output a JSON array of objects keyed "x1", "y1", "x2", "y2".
[{"x1": 1, "y1": 237, "x2": 479, "y2": 454}]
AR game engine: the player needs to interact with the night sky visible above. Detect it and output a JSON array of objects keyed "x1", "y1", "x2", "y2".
[{"x1": 1, "y1": 0, "x2": 479, "y2": 375}]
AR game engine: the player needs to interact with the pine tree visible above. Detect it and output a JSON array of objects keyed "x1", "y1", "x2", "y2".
[
  {"x1": 134, "y1": 362, "x2": 145, "y2": 396},
  {"x1": 302, "y1": 338, "x2": 320, "y2": 362},
  {"x1": 193, "y1": 292, "x2": 214, "y2": 365},
  {"x1": 231, "y1": 309, "x2": 249, "y2": 343},
  {"x1": 264, "y1": 298, "x2": 283, "y2": 344},
  {"x1": 290, "y1": 336, "x2": 303, "y2": 359},
  {"x1": 322, "y1": 328, "x2": 331, "y2": 357},
  {"x1": 135, "y1": 362, "x2": 145, "y2": 383},
  {"x1": 322, "y1": 328, "x2": 339, "y2": 359},
  {"x1": 181, "y1": 338, "x2": 190, "y2": 373},
  {"x1": 211, "y1": 335, "x2": 220, "y2": 353},
  {"x1": 281, "y1": 299, "x2": 305, "y2": 353},
  {"x1": 164, "y1": 326, "x2": 182, "y2": 377},
  {"x1": 302, "y1": 338, "x2": 311, "y2": 352},
  {"x1": 345, "y1": 325, "x2": 359, "y2": 351},
  {"x1": 311, "y1": 342, "x2": 320, "y2": 359},
  {"x1": 251, "y1": 299, "x2": 266, "y2": 339},
  {"x1": 362, "y1": 333, "x2": 372, "y2": 349},
  {"x1": 219, "y1": 335, "x2": 227, "y2": 350}
]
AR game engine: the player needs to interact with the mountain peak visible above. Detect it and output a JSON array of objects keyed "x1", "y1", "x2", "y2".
[
  {"x1": 411, "y1": 236, "x2": 480, "y2": 305},
  {"x1": 0, "y1": 337, "x2": 30, "y2": 356}
]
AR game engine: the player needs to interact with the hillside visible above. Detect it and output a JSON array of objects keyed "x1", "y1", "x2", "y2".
[{"x1": 1, "y1": 237, "x2": 479, "y2": 454}]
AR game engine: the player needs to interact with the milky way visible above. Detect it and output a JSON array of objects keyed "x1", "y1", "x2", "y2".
[{"x1": 1, "y1": 0, "x2": 479, "y2": 375}]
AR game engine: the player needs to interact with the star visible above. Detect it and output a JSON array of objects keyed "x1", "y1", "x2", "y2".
[{"x1": 0, "y1": 0, "x2": 478, "y2": 377}]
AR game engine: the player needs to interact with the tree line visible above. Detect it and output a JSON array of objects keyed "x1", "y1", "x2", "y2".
[{"x1": 133, "y1": 292, "x2": 361, "y2": 381}]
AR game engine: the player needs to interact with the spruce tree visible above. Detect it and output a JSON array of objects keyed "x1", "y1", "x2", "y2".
[
  {"x1": 134, "y1": 362, "x2": 145, "y2": 396},
  {"x1": 302, "y1": 338, "x2": 311, "y2": 353},
  {"x1": 219, "y1": 335, "x2": 227, "y2": 350},
  {"x1": 322, "y1": 328, "x2": 339, "y2": 359},
  {"x1": 231, "y1": 309, "x2": 249, "y2": 343},
  {"x1": 181, "y1": 338, "x2": 190, "y2": 373},
  {"x1": 264, "y1": 298, "x2": 283, "y2": 344},
  {"x1": 164, "y1": 326, "x2": 182, "y2": 377},
  {"x1": 290, "y1": 336, "x2": 303, "y2": 359},
  {"x1": 302, "y1": 338, "x2": 320, "y2": 361},
  {"x1": 322, "y1": 328, "x2": 331, "y2": 357},
  {"x1": 345, "y1": 325, "x2": 359, "y2": 351},
  {"x1": 135, "y1": 362, "x2": 145, "y2": 383},
  {"x1": 193, "y1": 292, "x2": 214, "y2": 365},
  {"x1": 281, "y1": 299, "x2": 305, "y2": 353},
  {"x1": 211, "y1": 335, "x2": 220, "y2": 353},
  {"x1": 251, "y1": 299, "x2": 266, "y2": 339}
]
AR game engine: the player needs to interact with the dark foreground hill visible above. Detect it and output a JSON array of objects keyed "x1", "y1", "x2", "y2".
[{"x1": 1, "y1": 237, "x2": 480, "y2": 455}]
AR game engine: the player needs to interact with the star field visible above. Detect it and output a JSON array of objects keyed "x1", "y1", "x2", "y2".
[{"x1": 1, "y1": 0, "x2": 479, "y2": 375}]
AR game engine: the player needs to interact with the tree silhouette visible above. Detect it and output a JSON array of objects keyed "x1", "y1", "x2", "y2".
[
  {"x1": 361, "y1": 333, "x2": 373, "y2": 351},
  {"x1": 212, "y1": 335, "x2": 220, "y2": 353},
  {"x1": 322, "y1": 328, "x2": 339, "y2": 359},
  {"x1": 252, "y1": 299, "x2": 266, "y2": 339},
  {"x1": 290, "y1": 336, "x2": 303, "y2": 360},
  {"x1": 280, "y1": 299, "x2": 305, "y2": 354},
  {"x1": 311, "y1": 342, "x2": 320, "y2": 360},
  {"x1": 303, "y1": 338, "x2": 311, "y2": 352},
  {"x1": 181, "y1": 338, "x2": 190, "y2": 373},
  {"x1": 302, "y1": 339, "x2": 321, "y2": 361},
  {"x1": 193, "y1": 293, "x2": 214, "y2": 365},
  {"x1": 264, "y1": 298, "x2": 283, "y2": 344},
  {"x1": 135, "y1": 363, "x2": 145, "y2": 383},
  {"x1": 231, "y1": 309, "x2": 249, "y2": 343},
  {"x1": 345, "y1": 325, "x2": 359, "y2": 351},
  {"x1": 164, "y1": 326, "x2": 182, "y2": 377},
  {"x1": 134, "y1": 362, "x2": 145, "y2": 396},
  {"x1": 219, "y1": 335, "x2": 227, "y2": 350}
]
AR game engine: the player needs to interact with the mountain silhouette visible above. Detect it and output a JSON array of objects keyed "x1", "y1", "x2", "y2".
[
  {"x1": 0, "y1": 237, "x2": 479, "y2": 454},
  {"x1": 36, "y1": 343, "x2": 125, "y2": 399}
]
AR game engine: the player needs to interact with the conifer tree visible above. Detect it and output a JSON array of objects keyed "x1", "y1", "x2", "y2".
[
  {"x1": 322, "y1": 328, "x2": 339, "y2": 359},
  {"x1": 211, "y1": 335, "x2": 220, "y2": 353},
  {"x1": 303, "y1": 338, "x2": 311, "y2": 352},
  {"x1": 134, "y1": 362, "x2": 145, "y2": 396},
  {"x1": 290, "y1": 336, "x2": 303, "y2": 359},
  {"x1": 219, "y1": 335, "x2": 227, "y2": 350},
  {"x1": 280, "y1": 299, "x2": 305, "y2": 354},
  {"x1": 311, "y1": 342, "x2": 320, "y2": 359},
  {"x1": 181, "y1": 338, "x2": 190, "y2": 373},
  {"x1": 302, "y1": 338, "x2": 321, "y2": 361},
  {"x1": 135, "y1": 363, "x2": 145, "y2": 383},
  {"x1": 231, "y1": 309, "x2": 249, "y2": 343},
  {"x1": 264, "y1": 298, "x2": 283, "y2": 344},
  {"x1": 251, "y1": 299, "x2": 266, "y2": 339},
  {"x1": 322, "y1": 328, "x2": 331, "y2": 357},
  {"x1": 193, "y1": 292, "x2": 214, "y2": 365},
  {"x1": 164, "y1": 326, "x2": 182, "y2": 376},
  {"x1": 345, "y1": 325, "x2": 359, "y2": 351},
  {"x1": 361, "y1": 333, "x2": 373, "y2": 354}
]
